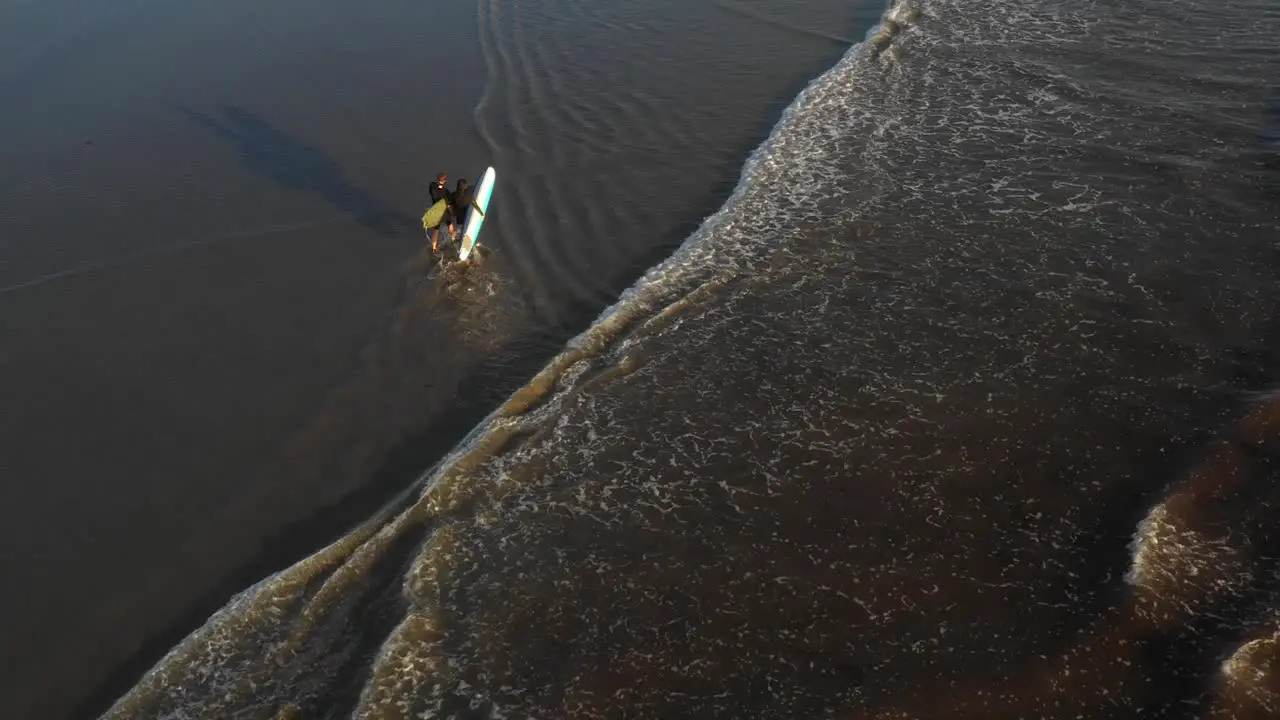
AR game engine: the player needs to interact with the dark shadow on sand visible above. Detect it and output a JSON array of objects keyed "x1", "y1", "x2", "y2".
[{"x1": 178, "y1": 104, "x2": 413, "y2": 236}]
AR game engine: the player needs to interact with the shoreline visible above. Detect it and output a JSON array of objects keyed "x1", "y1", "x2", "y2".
[
  {"x1": 69, "y1": 170, "x2": 766, "y2": 720},
  {"x1": 0, "y1": 1, "x2": 874, "y2": 716}
]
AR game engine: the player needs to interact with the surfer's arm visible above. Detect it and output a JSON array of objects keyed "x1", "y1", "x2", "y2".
[{"x1": 471, "y1": 199, "x2": 485, "y2": 216}]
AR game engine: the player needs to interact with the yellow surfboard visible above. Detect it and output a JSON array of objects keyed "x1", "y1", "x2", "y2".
[{"x1": 421, "y1": 198, "x2": 449, "y2": 229}]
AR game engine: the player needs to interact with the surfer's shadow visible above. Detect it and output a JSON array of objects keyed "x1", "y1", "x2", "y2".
[{"x1": 176, "y1": 103, "x2": 414, "y2": 236}]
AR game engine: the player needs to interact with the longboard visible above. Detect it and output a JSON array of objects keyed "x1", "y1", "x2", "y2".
[{"x1": 457, "y1": 166, "x2": 496, "y2": 262}]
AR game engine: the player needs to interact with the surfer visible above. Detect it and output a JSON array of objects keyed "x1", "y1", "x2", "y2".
[
  {"x1": 424, "y1": 172, "x2": 455, "y2": 254},
  {"x1": 451, "y1": 177, "x2": 486, "y2": 228}
]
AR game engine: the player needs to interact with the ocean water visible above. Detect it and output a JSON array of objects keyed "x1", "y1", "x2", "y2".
[{"x1": 101, "y1": 0, "x2": 1280, "y2": 717}]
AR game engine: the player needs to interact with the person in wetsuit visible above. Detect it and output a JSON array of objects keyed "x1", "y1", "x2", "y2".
[
  {"x1": 425, "y1": 172, "x2": 455, "y2": 253},
  {"x1": 451, "y1": 177, "x2": 486, "y2": 231}
]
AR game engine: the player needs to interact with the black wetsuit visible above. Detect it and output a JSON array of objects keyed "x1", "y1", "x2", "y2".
[
  {"x1": 428, "y1": 182, "x2": 453, "y2": 226},
  {"x1": 453, "y1": 186, "x2": 477, "y2": 225}
]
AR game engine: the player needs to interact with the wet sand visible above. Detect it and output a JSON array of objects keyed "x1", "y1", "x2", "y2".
[
  {"x1": 0, "y1": 1, "x2": 487, "y2": 717},
  {"x1": 0, "y1": 225, "x2": 406, "y2": 716}
]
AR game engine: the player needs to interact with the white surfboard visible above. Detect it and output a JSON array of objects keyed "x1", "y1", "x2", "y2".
[{"x1": 457, "y1": 166, "x2": 496, "y2": 262}]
